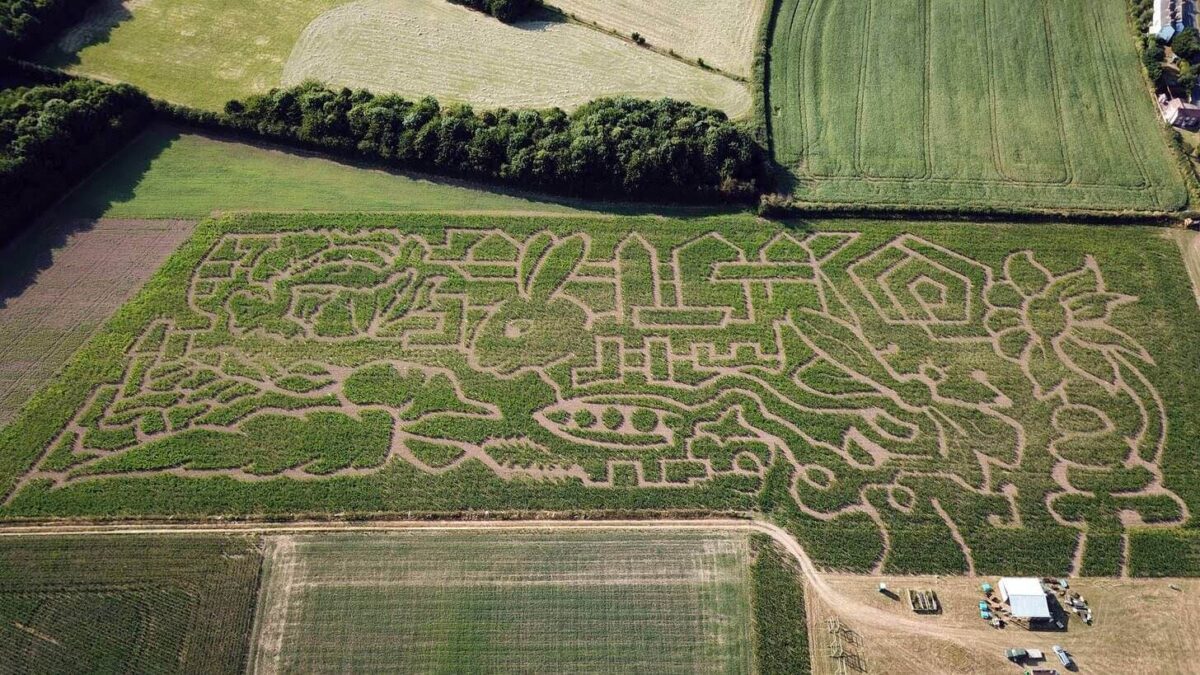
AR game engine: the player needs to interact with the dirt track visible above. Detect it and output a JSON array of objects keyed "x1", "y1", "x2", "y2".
[{"x1": 5, "y1": 517, "x2": 1192, "y2": 673}]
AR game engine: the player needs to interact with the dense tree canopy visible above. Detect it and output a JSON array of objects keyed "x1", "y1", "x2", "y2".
[
  {"x1": 222, "y1": 82, "x2": 764, "y2": 202},
  {"x1": 450, "y1": 0, "x2": 540, "y2": 22},
  {"x1": 0, "y1": 79, "x2": 152, "y2": 241},
  {"x1": 0, "y1": 0, "x2": 95, "y2": 58}
]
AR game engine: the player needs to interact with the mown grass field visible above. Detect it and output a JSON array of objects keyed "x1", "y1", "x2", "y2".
[
  {"x1": 766, "y1": 0, "x2": 1189, "y2": 212},
  {"x1": 40, "y1": 0, "x2": 749, "y2": 115},
  {"x1": 283, "y1": 0, "x2": 750, "y2": 116},
  {"x1": 547, "y1": 0, "x2": 766, "y2": 78},
  {"x1": 52, "y1": 124, "x2": 589, "y2": 221},
  {"x1": 1, "y1": 213, "x2": 1198, "y2": 577},
  {"x1": 0, "y1": 534, "x2": 261, "y2": 672},
  {"x1": 250, "y1": 529, "x2": 756, "y2": 673}
]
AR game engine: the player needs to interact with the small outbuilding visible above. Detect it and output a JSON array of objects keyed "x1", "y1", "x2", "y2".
[{"x1": 997, "y1": 577, "x2": 1051, "y2": 620}]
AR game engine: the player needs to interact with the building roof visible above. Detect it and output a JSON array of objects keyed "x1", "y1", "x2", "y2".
[
  {"x1": 998, "y1": 577, "x2": 1051, "y2": 619},
  {"x1": 1164, "y1": 98, "x2": 1200, "y2": 123}
]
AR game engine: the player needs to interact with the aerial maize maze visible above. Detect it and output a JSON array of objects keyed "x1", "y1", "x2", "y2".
[
  {"x1": 1, "y1": 214, "x2": 1197, "y2": 576},
  {"x1": 766, "y1": 0, "x2": 1190, "y2": 212}
]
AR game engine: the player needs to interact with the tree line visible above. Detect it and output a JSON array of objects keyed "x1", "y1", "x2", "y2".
[
  {"x1": 207, "y1": 81, "x2": 763, "y2": 202},
  {"x1": 449, "y1": 0, "x2": 540, "y2": 23},
  {"x1": 0, "y1": 78, "x2": 152, "y2": 242},
  {"x1": 1, "y1": 0, "x2": 95, "y2": 58}
]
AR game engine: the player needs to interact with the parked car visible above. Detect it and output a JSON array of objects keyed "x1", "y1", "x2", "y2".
[
  {"x1": 979, "y1": 601, "x2": 991, "y2": 619},
  {"x1": 1052, "y1": 645, "x2": 1073, "y2": 668},
  {"x1": 1006, "y1": 648, "x2": 1028, "y2": 662}
]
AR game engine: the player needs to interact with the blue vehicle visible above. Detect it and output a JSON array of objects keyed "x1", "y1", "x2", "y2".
[{"x1": 979, "y1": 601, "x2": 991, "y2": 619}]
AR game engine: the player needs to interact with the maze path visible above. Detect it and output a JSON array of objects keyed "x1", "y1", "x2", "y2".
[{"x1": 9, "y1": 227, "x2": 1187, "y2": 573}]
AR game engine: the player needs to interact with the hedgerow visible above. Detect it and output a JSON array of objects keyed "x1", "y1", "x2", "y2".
[
  {"x1": 449, "y1": 0, "x2": 540, "y2": 22},
  {"x1": 0, "y1": 77, "x2": 152, "y2": 242},
  {"x1": 210, "y1": 81, "x2": 763, "y2": 202},
  {"x1": 0, "y1": 0, "x2": 95, "y2": 59}
]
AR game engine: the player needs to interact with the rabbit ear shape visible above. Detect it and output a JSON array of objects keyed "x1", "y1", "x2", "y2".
[{"x1": 527, "y1": 235, "x2": 586, "y2": 301}]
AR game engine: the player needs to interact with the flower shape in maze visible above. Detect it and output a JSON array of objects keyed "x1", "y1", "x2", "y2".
[{"x1": 11, "y1": 230, "x2": 1188, "y2": 571}]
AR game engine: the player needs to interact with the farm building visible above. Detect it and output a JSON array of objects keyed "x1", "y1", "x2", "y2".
[
  {"x1": 1158, "y1": 94, "x2": 1200, "y2": 128},
  {"x1": 997, "y1": 578, "x2": 1050, "y2": 620},
  {"x1": 1150, "y1": 0, "x2": 1196, "y2": 42}
]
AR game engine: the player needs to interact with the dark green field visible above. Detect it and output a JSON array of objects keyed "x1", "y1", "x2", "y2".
[{"x1": 0, "y1": 535, "x2": 261, "y2": 673}]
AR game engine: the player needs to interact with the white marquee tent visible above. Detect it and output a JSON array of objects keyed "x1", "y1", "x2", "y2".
[{"x1": 998, "y1": 577, "x2": 1050, "y2": 619}]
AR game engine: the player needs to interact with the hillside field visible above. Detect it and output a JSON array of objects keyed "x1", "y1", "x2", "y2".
[
  {"x1": 1, "y1": 213, "x2": 1198, "y2": 577},
  {"x1": 0, "y1": 534, "x2": 261, "y2": 672},
  {"x1": 766, "y1": 0, "x2": 1190, "y2": 212},
  {"x1": 41, "y1": 0, "x2": 749, "y2": 116},
  {"x1": 548, "y1": 0, "x2": 766, "y2": 78},
  {"x1": 53, "y1": 124, "x2": 591, "y2": 220},
  {"x1": 284, "y1": 0, "x2": 750, "y2": 116}
]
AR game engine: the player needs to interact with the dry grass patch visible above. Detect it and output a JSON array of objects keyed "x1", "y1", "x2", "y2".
[
  {"x1": 283, "y1": 0, "x2": 751, "y2": 116},
  {"x1": 809, "y1": 573, "x2": 1200, "y2": 674},
  {"x1": 548, "y1": 0, "x2": 767, "y2": 78}
]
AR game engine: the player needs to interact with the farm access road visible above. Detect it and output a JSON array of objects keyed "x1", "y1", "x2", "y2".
[
  {"x1": 0, "y1": 518, "x2": 1026, "y2": 647},
  {"x1": 2, "y1": 518, "x2": 1193, "y2": 672}
]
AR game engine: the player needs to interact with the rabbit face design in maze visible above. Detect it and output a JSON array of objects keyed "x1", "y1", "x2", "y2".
[{"x1": 24, "y1": 228, "x2": 1187, "y2": 567}]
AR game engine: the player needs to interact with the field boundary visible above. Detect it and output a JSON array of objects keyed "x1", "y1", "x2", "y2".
[{"x1": 0, "y1": 516, "x2": 1136, "y2": 650}]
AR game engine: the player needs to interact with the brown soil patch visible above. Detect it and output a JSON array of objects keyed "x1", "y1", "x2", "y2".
[
  {"x1": 809, "y1": 572, "x2": 1200, "y2": 674},
  {"x1": 0, "y1": 218, "x2": 195, "y2": 426}
]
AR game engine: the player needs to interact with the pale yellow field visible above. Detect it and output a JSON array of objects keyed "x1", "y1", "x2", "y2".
[
  {"x1": 283, "y1": 0, "x2": 752, "y2": 117},
  {"x1": 548, "y1": 0, "x2": 766, "y2": 77}
]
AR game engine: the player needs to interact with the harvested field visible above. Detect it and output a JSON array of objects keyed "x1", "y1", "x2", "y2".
[
  {"x1": 40, "y1": 0, "x2": 750, "y2": 116},
  {"x1": 1, "y1": 213, "x2": 1199, "y2": 578},
  {"x1": 766, "y1": 0, "x2": 1189, "y2": 212},
  {"x1": 548, "y1": 0, "x2": 767, "y2": 77},
  {"x1": 0, "y1": 218, "x2": 195, "y2": 426},
  {"x1": 808, "y1": 572, "x2": 1200, "y2": 673},
  {"x1": 0, "y1": 534, "x2": 261, "y2": 673},
  {"x1": 283, "y1": 0, "x2": 751, "y2": 116},
  {"x1": 249, "y1": 529, "x2": 754, "y2": 673}
]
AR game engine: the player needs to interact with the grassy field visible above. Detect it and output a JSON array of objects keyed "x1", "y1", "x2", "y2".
[
  {"x1": 547, "y1": 0, "x2": 767, "y2": 78},
  {"x1": 0, "y1": 534, "x2": 261, "y2": 672},
  {"x1": 250, "y1": 529, "x2": 755, "y2": 673},
  {"x1": 766, "y1": 0, "x2": 1190, "y2": 212},
  {"x1": 282, "y1": 0, "x2": 749, "y2": 116},
  {"x1": 1, "y1": 213, "x2": 1198, "y2": 577},
  {"x1": 52, "y1": 124, "x2": 588, "y2": 221},
  {"x1": 40, "y1": 0, "x2": 343, "y2": 110},
  {"x1": 40, "y1": 0, "x2": 749, "y2": 116}
]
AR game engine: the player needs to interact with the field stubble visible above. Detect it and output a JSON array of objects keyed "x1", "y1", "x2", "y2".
[
  {"x1": 283, "y1": 0, "x2": 751, "y2": 116},
  {"x1": 546, "y1": 0, "x2": 766, "y2": 78},
  {"x1": 249, "y1": 529, "x2": 755, "y2": 673}
]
